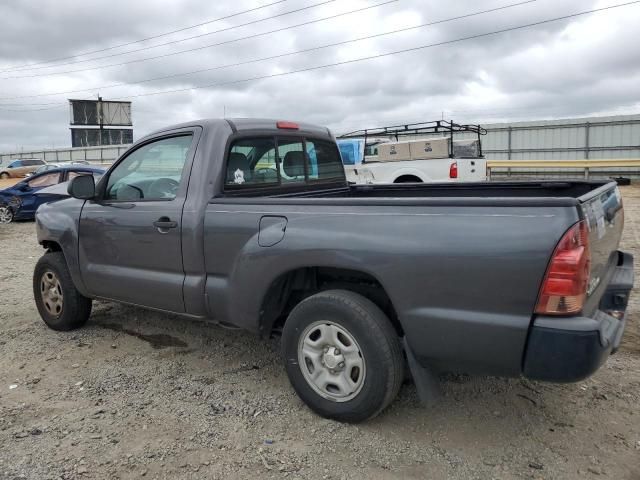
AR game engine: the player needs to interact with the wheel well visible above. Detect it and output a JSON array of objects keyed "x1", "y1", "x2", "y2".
[
  {"x1": 42, "y1": 241, "x2": 62, "y2": 253},
  {"x1": 261, "y1": 267, "x2": 403, "y2": 338},
  {"x1": 394, "y1": 175, "x2": 422, "y2": 183}
]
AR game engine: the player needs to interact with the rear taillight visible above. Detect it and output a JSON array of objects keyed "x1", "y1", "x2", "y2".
[
  {"x1": 449, "y1": 162, "x2": 458, "y2": 179},
  {"x1": 535, "y1": 220, "x2": 590, "y2": 315}
]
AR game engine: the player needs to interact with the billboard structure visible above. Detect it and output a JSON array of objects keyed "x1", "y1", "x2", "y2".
[{"x1": 69, "y1": 98, "x2": 133, "y2": 147}]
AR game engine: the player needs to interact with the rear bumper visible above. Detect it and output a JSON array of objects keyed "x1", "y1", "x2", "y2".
[{"x1": 523, "y1": 251, "x2": 633, "y2": 382}]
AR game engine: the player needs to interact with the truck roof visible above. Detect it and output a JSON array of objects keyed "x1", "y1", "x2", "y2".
[{"x1": 142, "y1": 118, "x2": 334, "y2": 141}]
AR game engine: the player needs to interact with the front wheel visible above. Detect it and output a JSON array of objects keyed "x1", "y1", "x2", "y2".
[
  {"x1": 0, "y1": 205, "x2": 13, "y2": 224},
  {"x1": 282, "y1": 290, "x2": 404, "y2": 423},
  {"x1": 0, "y1": 172, "x2": 9, "y2": 179},
  {"x1": 33, "y1": 252, "x2": 92, "y2": 331}
]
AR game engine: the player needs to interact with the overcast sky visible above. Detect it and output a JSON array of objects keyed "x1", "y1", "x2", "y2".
[{"x1": 0, "y1": 0, "x2": 639, "y2": 151}]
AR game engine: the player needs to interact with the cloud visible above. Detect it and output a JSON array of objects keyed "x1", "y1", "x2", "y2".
[{"x1": 1, "y1": 0, "x2": 639, "y2": 151}]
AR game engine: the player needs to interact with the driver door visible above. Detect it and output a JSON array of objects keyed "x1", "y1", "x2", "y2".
[{"x1": 78, "y1": 131, "x2": 198, "y2": 312}]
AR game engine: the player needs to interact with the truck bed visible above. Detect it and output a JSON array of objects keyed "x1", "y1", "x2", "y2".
[
  {"x1": 223, "y1": 180, "x2": 614, "y2": 208},
  {"x1": 209, "y1": 178, "x2": 623, "y2": 376},
  {"x1": 280, "y1": 180, "x2": 608, "y2": 201}
]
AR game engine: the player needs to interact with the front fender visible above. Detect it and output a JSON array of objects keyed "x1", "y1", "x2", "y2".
[{"x1": 35, "y1": 198, "x2": 89, "y2": 296}]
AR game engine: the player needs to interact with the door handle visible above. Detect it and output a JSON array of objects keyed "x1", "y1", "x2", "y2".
[{"x1": 153, "y1": 216, "x2": 177, "y2": 231}]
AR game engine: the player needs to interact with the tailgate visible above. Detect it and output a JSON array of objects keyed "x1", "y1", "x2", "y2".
[{"x1": 579, "y1": 182, "x2": 624, "y2": 309}]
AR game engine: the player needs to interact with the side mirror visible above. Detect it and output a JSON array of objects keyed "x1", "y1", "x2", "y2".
[
  {"x1": 67, "y1": 175, "x2": 95, "y2": 200},
  {"x1": 18, "y1": 184, "x2": 31, "y2": 191}
]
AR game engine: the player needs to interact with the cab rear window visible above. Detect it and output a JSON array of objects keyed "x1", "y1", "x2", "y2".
[{"x1": 225, "y1": 137, "x2": 344, "y2": 189}]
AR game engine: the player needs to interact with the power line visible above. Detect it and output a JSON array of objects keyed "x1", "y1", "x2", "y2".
[
  {"x1": 332, "y1": 103, "x2": 640, "y2": 131},
  {"x1": 0, "y1": 0, "x2": 536, "y2": 102},
  {"x1": 3, "y1": 1, "x2": 639, "y2": 111},
  {"x1": 0, "y1": 104, "x2": 66, "y2": 112},
  {"x1": 104, "y1": 1, "x2": 640, "y2": 100},
  {"x1": 1, "y1": 0, "x2": 397, "y2": 80},
  {"x1": 0, "y1": 0, "x2": 288, "y2": 73},
  {"x1": 1, "y1": 0, "x2": 337, "y2": 74}
]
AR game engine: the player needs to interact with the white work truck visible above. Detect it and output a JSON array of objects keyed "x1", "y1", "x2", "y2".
[{"x1": 337, "y1": 121, "x2": 487, "y2": 184}]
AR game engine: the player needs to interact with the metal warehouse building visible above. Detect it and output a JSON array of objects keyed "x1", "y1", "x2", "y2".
[{"x1": 480, "y1": 114, "x2": 640, "y2": 160}]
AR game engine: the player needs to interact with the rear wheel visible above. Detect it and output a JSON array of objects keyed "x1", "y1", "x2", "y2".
[
  {"x1": 33, "y1": 252, "x2": 92, "y2": 331},
  {"x1": 0, "y1": 206, "x2": 13, "y2": 224},
  {"x1": 282, "y1": 290, "x2": 404, "y2": 422}
]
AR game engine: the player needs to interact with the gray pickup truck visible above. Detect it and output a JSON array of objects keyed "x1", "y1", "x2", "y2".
[{"x1": 33, "y1": 118, "x2": 633, "y2": 422}]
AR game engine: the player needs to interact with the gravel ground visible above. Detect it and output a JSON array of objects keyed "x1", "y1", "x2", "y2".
[{"x1": 1, "y1": 186, "x2": 640, "y2": 480}]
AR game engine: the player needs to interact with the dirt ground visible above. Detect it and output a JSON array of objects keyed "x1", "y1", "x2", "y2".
[
  {"x1": 0, "y1": 177, "x2": 20, "y2": 190},
  {"x1": 1, "y1": 186, "x2": 639, "y2": 480}
]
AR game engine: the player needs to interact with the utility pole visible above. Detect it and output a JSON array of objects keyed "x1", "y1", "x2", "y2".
[{"x1": 97, "y1": 95, "x2": 103, "y2": 147}]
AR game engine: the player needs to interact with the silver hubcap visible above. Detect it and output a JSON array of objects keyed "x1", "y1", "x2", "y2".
[
  {"x1": 298, "y1": 321, "x2": 366, "y2": 402},
  {"x1": 0, "y1": 206, "x2": 12, "y2": 224},
  {"x1": 40, "y1": 270, "x2": 63, "y2": 317}
]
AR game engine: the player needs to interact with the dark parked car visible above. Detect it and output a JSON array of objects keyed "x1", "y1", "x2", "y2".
[
  {"x1": 33, "y1": 119, "x2": 633, "y2": 422},
  {"x1": 0, "y1": 165, "x2": 104, "y2": 223}
]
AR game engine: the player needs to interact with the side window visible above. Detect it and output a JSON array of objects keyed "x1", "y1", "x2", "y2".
[
  {"x1": 67, "y1": 171, "x2": 101, "y2": 182},
  {"x1": 305, "y1": 139, "x2": 344, "y2": 181},
  {"x1": 364, "y1": 144, "x2": 380, "y2": 156},
  {"x1": 226, "y1": 138, "x2": 278, "y2": 187},
  {"x1": 9, "y1": 160, "x2": 22, "y2": 168},
  {"x1": 105, "y1": 135, "x2": 192, "y2": 201},
  {"x1": 278, "y1": 140, "x2": 305, "y2": 183},
  {"x1": 28, "y1": 172, "x2": 61, "y2": 188},
  {"x1": 68, "y1": 171, "x2": 89, "y2": 181}
]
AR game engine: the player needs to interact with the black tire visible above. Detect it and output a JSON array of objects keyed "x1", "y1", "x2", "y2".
[
  {"x1": 33, "y1": 251, "x2": 92, "y2": 331},
  {"x1": 282, "y1": 289, "x2": 404, "y2": 423},
  {"x1": 0, "y1": 172, "x2": 9, "y2": 179}
]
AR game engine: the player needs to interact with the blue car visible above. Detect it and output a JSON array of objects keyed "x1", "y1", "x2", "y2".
[{"x1": 0, "y1": 165, "x2": 104, "y2": 223}]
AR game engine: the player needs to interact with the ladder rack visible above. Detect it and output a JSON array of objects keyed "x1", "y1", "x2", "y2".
[{"x1": 338, "y1": 120, "x2": 487, "y2": 158}]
